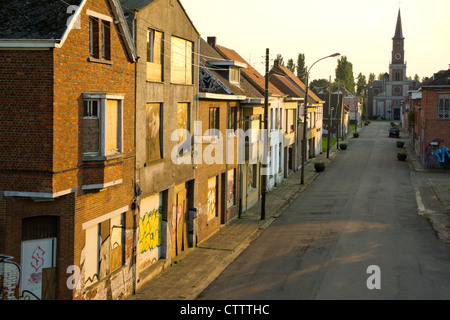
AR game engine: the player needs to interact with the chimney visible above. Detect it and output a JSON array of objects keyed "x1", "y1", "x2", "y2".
[{"x1": 207, "y1": 36, "x2": 217, "y2": 47}]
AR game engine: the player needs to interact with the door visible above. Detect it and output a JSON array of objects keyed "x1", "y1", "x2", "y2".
[
  {"x1": 173, "y1": 183, "x2": 187, "y2": 257},
  {"x1": 20, "y1": 238, "x2": 56, "y2": 300}
]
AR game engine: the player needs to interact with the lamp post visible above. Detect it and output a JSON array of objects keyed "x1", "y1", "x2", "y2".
[{"x1": 301, "y1": 53, "x2": 340, "y2": 185}]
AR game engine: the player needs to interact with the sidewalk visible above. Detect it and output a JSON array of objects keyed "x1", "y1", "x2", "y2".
[
  {"x1": 128, "y1": 141, "x2": 341, "y2": 300},
  {"x1": 405, "y1": 134, "x2": 450, "y2": 246}
]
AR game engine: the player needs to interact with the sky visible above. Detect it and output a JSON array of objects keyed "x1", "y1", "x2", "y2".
[{"x1": 181, "y1": 0, "x2": 450, "y2": 84}]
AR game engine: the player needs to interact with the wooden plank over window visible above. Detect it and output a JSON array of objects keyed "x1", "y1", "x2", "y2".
[
  {"x1": 171, "y1": 36, "x2": 193, "y2": 85},
  {"x1": 146, "y1": 103, "x2": 162, "y2": 162},
  {"x1": 147, "y1": 30, "x2": 163, "y2": 82},
  {"x1": 106, "y1": 99, "x2": 119, "y2": 153}
]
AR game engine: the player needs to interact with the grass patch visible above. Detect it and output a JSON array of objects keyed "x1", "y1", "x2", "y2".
[{"x1": 322, "y1": 136, "x2": 336, "y2": 152}]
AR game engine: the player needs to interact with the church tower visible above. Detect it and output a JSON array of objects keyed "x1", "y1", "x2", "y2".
[{"x1": 389, "y1": 9, "x2": 407, "y2": 95}]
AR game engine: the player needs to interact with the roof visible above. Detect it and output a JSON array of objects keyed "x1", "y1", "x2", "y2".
[
  {"x1": 420, "y1": 69, "x2": 450, "y2": 88},
  {"x1": 0, "y1": 0, "x2": 137, "y2": 60},
  {"x1": 198, "y1": 37, "x2": 262, "y2": 99},
  {"x1": 0, "y1": 0, "x2": 83, "y2": 40},
  {"x1": 119, "y1": 0, "x2": 200, "y2": 36},
  {"x1": 393, "y1": 9, "x2": 404, "y2": 39},
  {"x1": 210, "y1": 42, "x2": 284, "y2": 97},
  {"x1": 269, "y1": 60, "x2": 323, "y2": 105}
]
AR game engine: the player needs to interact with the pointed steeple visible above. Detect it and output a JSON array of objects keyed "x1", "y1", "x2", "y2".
[{"x1": 393, "y1": 9, "x2": 404, "y2": 39}]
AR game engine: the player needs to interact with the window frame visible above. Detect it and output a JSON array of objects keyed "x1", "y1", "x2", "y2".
[
  {"x1": 147, "y1": 29, "x2": 164, "y2": 82},
  {"x1": 146, "y1": 102, "x2": 163, "y2": 163},
  {"x1": 170, "y1": 36, "x2": 193, "y2": 85},
  {"x1": 438, "y1": 94, "x2": 450, "y2": 120},
  {"x1": 82, "y1": 93, "x2": 125, "y2": 160},
  {"x1": 87, "y1": 10, "x2": 113, "y2": 63}
]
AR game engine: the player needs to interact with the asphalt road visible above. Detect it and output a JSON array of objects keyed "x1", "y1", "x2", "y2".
[{"x1": 197, "y1": 122, "x2": 450, "y2": 300}]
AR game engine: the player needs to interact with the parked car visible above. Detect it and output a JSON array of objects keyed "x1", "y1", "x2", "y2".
[{"x1": 389, "y1": 127, "x2": 400, "y2": 138}]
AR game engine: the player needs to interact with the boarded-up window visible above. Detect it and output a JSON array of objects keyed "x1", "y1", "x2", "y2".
[
  {"x1": 146, "y1": 103, "x2": 162, "y2": 162},
  {"x1": 83, "y1": 100, "x2": 100, "y2": 154},
  {"x1": 106, "y1": 99, "x2": 119, "y2": 154},
  {"x1": 171, "y1": 36, "x2": 193, "y2": 84},
  {"x1": 85, "y1": 213, "x2": 124, "y2": 286},
  {"x1": 147, "y1": 29, "x2": 163, "y2": 82},
  {"x1": 227, "y1": 169, "x2": 236, "y2": 209},
  {"x1": 176, "y1": 103, "x2": 190, "y2": 156},
  {"x1": 207, "y1": 176, "x2": 218, "y2": 221}
]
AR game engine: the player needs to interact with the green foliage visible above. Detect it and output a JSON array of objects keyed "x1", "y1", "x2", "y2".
[
  {"x1": 335, "y1": 56, "x2": 355, "y2": 93},
  {"x1": 296, "y1": 53, "x2": 306, "y2": 83}
]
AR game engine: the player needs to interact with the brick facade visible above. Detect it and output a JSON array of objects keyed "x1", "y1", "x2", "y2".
[{"x1": 0, "y1": 0, "x2": 136, "y2": 300}]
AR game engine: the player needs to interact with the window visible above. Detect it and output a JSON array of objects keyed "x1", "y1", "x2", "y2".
[
  {"x1": 171, "y1": 36, "x2": 193, "y2": 84},
  {"x1": 207, "y1": 176, "x2": 218, "y2": 221},
  {"x1": 228, "y1": 107, "x2": 238, "y2": 130},
  {"x1": 85, "y1": 213, "x2": 125, "y2": 286},
  {"x1": 438, "y1": 95, "x2": 450, "y2": 119},
  {"x1": 395, "y1": 71, "x2": 400, "y2": 82},
  {"x1": 146, "y1": 103, "x2": 163, "y2": 162},
  {"x1": 248, "y1": 164, "x2": 257, "y2": 189},
  {"x1": 147, "y1": 29, "x2": 163, "y2": 82},
  {"x1": 89, "y1": 17, "x2": 99, "y2": 58},
  {"x1": 83, "y1": 93, "x2": 124, "y2": 158},
  {"x1": 209, "y1": 107, "x2": 219, "y2": 131},
  {"x1": 176, "y1": 102, "x2": 190, "y2": 156},
  {"x1": 101, "y1": 21, "x2": 111, "y2": 60},
  {"x1": 229, "y1": 67, "x2": 240, "y2": 83},
  {"x1": 88, "y1": 10, "x2": 112, "y2": 62},
  {"x1": 227, "y1": 169, "x2": 236, "y2": 209},
  {"x1": 83, "y1": 100, "x2": 100, "y2": 154}
]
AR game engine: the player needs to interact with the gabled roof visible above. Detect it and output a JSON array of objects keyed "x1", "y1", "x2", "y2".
[
  {"x1": 119, "y1": 0, "x2": 200, "y2": 36},
  {"x1": 199, "y1": 37, "x2": 262, "y2": 100},
  {"x1": 0, "y1": 0, "x2": 137, "y2": 61},
  {"x1": 0, "y1": 0, "x2": 83, "y2": 40},
  {"x1": 420, "y1": 69, "x2": 450, "y2": 89},
  {"x1": 269, "y1": 60, "x2": 323, "y2": 105},
  {"x1": 208, "y1": 39, "x2": 284, "y2": 97}
]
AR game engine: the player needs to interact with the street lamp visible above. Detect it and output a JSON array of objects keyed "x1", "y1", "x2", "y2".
[{"x1": 301, "y1": 53, "x2": 340, "y2": 185}]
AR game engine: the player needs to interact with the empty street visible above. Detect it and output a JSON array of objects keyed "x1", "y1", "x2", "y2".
[{"x1": 197, "y1": 122, "x2": 450, "y2": 300}]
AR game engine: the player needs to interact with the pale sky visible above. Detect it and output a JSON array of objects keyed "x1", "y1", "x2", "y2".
[{"x1": 182, "y1": 0, "x2": 450, "y2": 83}]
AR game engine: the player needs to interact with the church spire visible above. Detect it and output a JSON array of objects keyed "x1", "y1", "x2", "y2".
[{"x1": 393, "y1": 9, "x2": 404, "y2": 39}]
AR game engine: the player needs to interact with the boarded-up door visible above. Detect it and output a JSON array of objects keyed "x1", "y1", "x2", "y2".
[
  {"x1": 173, "y1": 183, "x2": 187, "y2": 257},
  {"x1": 20, "y1": 238, "x2": 56, "y2": 300}
]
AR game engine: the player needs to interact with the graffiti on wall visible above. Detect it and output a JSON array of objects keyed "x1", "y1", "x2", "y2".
[
  {"x1": 0, "y1": 255, "x2": 20, "y2": 300},
  {"x1": 425, "y1": 139, "x2": 450, "y2": 169},
  {"x1": 207, "y1": 177, "x2": 217, "y2": 221},
  {"x1": 139, "y1": 206, "x2": 162, "y2": 254}
]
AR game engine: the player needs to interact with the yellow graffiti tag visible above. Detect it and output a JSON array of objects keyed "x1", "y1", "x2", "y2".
[{"x1": 139, "y1": 207, "x2": 162, "y2": 254}]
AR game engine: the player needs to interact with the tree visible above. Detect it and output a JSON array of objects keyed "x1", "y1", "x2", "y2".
[
  {"x1": 310, "y1": 78, "x2": 330, "y2": 94},
  {"x1": 275, "y1": 54, "x2": 284, "y2": 66},
  {"x1": 414, "y1": 74, "x2": 420, "y2": 81},
  {"x1": 368, "y1": 73, "x2": 376, "y2": 84},
  {"x1": 356, "y1": 73, "x2": 367, "y2": 96},
  {"x1": 377, "y1": 73, "x2": 384, "y2": 80},
  {"x1": 335, "y1": 56, "x2": 355, "y2": 93},
  {"x1": 286, "y1": 58, "x2": 295, "y2": 73},
  {"x1": 296, "y1": 53, "x2": 306, "y2": 83}
]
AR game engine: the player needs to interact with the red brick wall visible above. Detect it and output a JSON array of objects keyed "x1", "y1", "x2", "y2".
[
  {"x1": 0, "y1": 50, "x2": 54, "y2": 192},
  {"x1": 421, "y1": 89, "x2": 450, "y2": 168}
]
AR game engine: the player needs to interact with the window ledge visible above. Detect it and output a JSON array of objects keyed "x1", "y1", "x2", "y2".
[
  {"x1": 88, "y1": 56, "x2": 113, "y2": 65},
  {"x1": 82, "y1": 153, "x2": 124, "y2": 162}
]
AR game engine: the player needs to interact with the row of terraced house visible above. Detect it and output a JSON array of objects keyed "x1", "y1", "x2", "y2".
[{"x1": 0, "y1": 0, "x2": 325, "y2": 300}]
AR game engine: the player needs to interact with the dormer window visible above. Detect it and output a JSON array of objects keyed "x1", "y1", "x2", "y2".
[
  {"x1": 229, "y1": 67, "x2": 240, "y2": 84},
  {"x1": 207, "y1": 60, "x2": 246, "y2": 84}
]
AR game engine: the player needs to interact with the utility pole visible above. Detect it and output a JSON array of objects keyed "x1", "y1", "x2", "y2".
[
  {"x1": 336, "y1": 81, "x2": 341, "y2": 150},
  {"x1": 261, "y1": 48, "x2": 269, "y2": 220},
  {"x1": 327, "y1": 75, "x2": 331, "y2": 159}
]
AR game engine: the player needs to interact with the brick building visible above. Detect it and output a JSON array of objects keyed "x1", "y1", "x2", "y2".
[
  {"x1": 412, "y1": 69, "x2": 450, "y2": 169},
  {"x1": 196, "y1": 37, "x2": 263, "y2": 241},
  {"x1": 0, "y1": 0, "x2": 137, "y2": 300}
]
